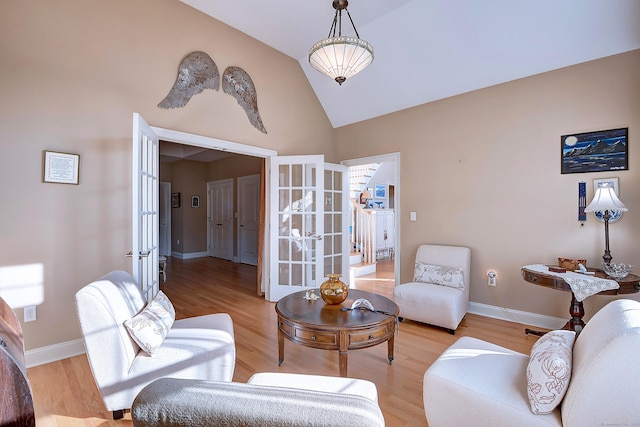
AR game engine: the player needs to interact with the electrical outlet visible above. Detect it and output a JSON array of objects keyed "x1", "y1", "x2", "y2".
[
  {"x1": 487, "y1": 271, "x2": 497, "y2": 287},
  {"x1": 24, "y1": 305, "x2": 37, "y2": 322}
]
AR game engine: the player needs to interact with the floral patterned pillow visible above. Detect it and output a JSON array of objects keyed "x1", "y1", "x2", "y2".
[
  {"x1": 123, "y1": 290, "x2": 175, "y2": 356},
  {"x1": 526, "y1": 330, "x2": 576, "y2": 414},
  {"x1": 413, "y1": 262, "x2": 465, "y2": 291}
]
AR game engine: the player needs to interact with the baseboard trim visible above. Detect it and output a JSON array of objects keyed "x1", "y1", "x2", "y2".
[
  {"x1": 170, "y1": 251, "x2": 209, "y2": 260},
  {"x1": 468, "y1": 301, "x2": 566, "y2": 331},
  {"x1": 25, "y1": 339, "x2": 85, "y2": 368},
  {"x1": 26, "y1": 303, "x2": 566, "y2": 368}
]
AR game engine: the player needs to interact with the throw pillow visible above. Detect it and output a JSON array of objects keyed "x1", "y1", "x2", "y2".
[
  {"x1": 526, "y1": 330, "x2": 576, "y2": 414},
  {"x1": 123, "y1": 290, "x2": 175, "y2": 356},
  {"x1": 413, "y1": 262, "x2": 465, "y2": 291}
]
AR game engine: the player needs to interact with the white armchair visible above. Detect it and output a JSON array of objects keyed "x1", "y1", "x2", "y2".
[
  {"x1": 423, "y1": 299, "x2": 640, "y2": 426},
  {"x1": 75, "y1": 270, "x2": 235, "y2": 419},
  {"x1": 393, "y1": 244, "x2": 471, "y2": 333}
]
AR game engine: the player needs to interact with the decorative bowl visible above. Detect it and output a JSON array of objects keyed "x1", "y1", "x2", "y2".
[{"x1": 601, "y1": 262, "x2": 634, "y2": 280}]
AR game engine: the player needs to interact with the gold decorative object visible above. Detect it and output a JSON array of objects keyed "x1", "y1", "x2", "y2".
[
  {"x1": 558, "y1": 258, "x2": 586, "y2": 271},
  {"x1": 158, "y1": 51, "x2": 220, "y2": 109},
  {"x1": 319, "y1": 274, "x2": 348, "y2": 304},
  {"x1": 222, "y1": 66, "x2": 267, "y2": 134}
]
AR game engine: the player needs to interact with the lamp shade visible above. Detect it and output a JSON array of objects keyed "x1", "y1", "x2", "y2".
[
  {"x1": 361, "y1": 189, "x2": 372, "y2": 199},
  {"x1": 584, "y1": 186, "x2": 628, "y2": 212},
  {"x1": 308, "y1": 36, "x2": 374, "y2": 85}
]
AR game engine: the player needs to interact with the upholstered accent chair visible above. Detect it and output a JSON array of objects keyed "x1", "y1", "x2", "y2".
[
  {"x1": 75, "y1": 270, "x2": 235, "y2": 419},
  {"x1": 393, "y1": 244, "x2": 471, "y2": 333},
  {"x1": 423, "y1": 299, "x2": 640, "y2": 426}
]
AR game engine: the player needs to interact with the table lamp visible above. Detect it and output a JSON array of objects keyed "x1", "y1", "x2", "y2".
[
  {"x1": 584, "y1": 183, "x2": 628, "y2": 265},
  {"x1": 361, "y1": 189, "x2": 372, "y2": 208}
]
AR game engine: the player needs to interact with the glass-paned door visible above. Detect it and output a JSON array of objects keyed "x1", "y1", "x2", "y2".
[
  {"x1": 268, "y1": 155, "x2": 323, "y2": 301},
  {"x1": 132, "y1": 113, "x2": 160, "y2": 302},
  {"x1": 323, "y1": 163, "x2": 349, "y2": 285}
]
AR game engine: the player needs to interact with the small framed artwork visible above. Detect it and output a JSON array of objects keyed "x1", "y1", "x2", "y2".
[
  {"x1": 592, "y1": 177, "x2": 622, "y2": 223},
  {"x1": 593, "y1": 177, "x2": 619, "y2": 195},
  {"x1": 42, "y1": 150, "x2": 80, "y2": 184},
  {"x1": 191, "y1": 195, "x2": 200, "y2": 208},
  {"x1": 374, "y1": 183, "x2": 386, "y2": 199},
  {"x1": 172, "y1": 192, "x2": 180, "y2": 208},
  {"x1": 561, "y1": 127, "x2": 628, "y2": 174}
]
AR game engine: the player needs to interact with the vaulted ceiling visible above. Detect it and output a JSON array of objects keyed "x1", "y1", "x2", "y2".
[{"x1": 180, "y1": 0, "x2": 640, "y2": 128}]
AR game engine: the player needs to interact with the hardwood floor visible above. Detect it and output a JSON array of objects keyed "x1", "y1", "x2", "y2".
[{"x1": 28, "y1": 257, "x2": 541, "y2": 426}]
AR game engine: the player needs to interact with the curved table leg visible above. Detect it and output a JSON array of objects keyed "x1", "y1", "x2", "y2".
[{"x1": 569, "y1": 292, "x2": 585, "y2": 335}]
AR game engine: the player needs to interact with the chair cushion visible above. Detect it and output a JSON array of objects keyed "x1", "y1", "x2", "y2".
[
  {"x1": 526, "y1": 330, "x2": 575, "y2": 414},
  {"x1": 423, "y1": 336, "x2": 562, "y2": 427},
  {"x1": 413, "y1": 262, "x2": 464, "y2": 291},
  {"x1": 123, "y1": 291, "x2": 175, "y2": 356}
]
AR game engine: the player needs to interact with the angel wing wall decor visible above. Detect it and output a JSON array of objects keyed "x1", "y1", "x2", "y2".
[
  {"x1": 158, "y1": 51, "x2": 220, "y2": 109},
  {"x1": 222, "y1": 66, "x2": 267, "y2": 134}
]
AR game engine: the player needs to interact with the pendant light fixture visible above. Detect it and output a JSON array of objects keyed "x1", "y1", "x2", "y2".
[{"x1": 308, "y1": 0, "x2": 374, "y2": 85}]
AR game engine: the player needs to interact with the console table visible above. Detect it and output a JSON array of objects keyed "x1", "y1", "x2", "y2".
[
  {"x1": 521, "y1": 265, "x2": 640, "y2": 336},
  {"x1": 276, "y1": 289, "x2": 398, "y2": 377}
]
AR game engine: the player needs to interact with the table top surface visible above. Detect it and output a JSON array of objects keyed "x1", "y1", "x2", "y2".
[
  {"x1": 276, "y1": 289, "x2": 399, "y2": 329},
  {"x1": 521, "y1": 265, "x2": 640, "y2": 295}
]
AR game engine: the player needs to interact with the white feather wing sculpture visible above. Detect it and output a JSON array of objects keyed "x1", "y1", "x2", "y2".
[
  {"x1": 158, "y1": 51, "x2": 220, "y2": 109},
  {"x1": 222, "y1": 66, "x2": 267, "y2": 134}
]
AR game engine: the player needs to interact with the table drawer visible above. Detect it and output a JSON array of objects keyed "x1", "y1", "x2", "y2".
[
  {"x1": 295, "y1": 328, "x2": 338, "y2": 345},
  {"x1": 349, "y1": 324, "x2": 390, "y2": 345}
]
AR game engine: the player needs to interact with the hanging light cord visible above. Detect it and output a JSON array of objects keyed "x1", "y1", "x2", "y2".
[{"x1": 327, "y1": 6, "x2": 361, "y2": 38}]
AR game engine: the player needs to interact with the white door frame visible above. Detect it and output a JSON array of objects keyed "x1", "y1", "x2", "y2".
[{"x1": 341, "y1": 152, "x2": 401, "y2": 288}]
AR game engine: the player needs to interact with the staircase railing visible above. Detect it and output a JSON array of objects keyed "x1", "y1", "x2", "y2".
[{"x1": 350, "y1": 199, "x2": 376, "y2": 264}]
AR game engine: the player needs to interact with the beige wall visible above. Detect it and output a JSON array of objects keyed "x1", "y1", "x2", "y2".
[
  {"x1": 335, "y1": 49, "x2": 640, "y2": 321},
  {"x1": 0, "y1": 0, "x2": 333, "y2": 351},
  {"x1": 170, "y1": 160, "x2": 208, "y2": 254}
]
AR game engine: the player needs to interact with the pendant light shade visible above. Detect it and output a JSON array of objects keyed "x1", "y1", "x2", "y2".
[{"x1": 308, "y1": 0, "x2": 374, "y2": 85}]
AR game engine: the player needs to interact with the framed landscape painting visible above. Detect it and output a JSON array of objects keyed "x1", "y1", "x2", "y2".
[{"x1": 561, "y1": 128, "x2": 628, "y2": 174}]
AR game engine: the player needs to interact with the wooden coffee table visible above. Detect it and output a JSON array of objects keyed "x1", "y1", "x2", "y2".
[{"x1": 275, "y1": 289, "x2": 399, "y2": 377}]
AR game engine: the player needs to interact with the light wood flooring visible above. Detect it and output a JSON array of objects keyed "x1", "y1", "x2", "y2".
[{"x1": 28, "y1": 257, "x2": 542, "y2": 427}]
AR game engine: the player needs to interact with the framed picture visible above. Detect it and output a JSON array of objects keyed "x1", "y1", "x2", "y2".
[
  {"x1": 191, "y1": 195, "x2": 200, "y2": 208},
  {"x1": 42, "y1": 150, "x2": 80, "y2": 184},
  {"x1": 374, "y1": 183, "x2": 386, "y2": 199},
  {"x1": 592, "y1": 177, "x2": 623, "y2": 223},
  {"x1": 593, "y1": 177, "x2": 619, "y2": 195},
  {"x1": 172, "y1": 192, "x2": 180, "y2": 208},
  {"x1": 561, "y1": 127, "x2": 628, "y2": 174}
]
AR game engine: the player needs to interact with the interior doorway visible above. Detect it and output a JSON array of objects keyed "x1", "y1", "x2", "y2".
[
  {"x1": 153, "y1": 128, "x2": 276, "y2": 295},
  {"x1": 342, "y1": 153, "x2": 400, "y2": 294}
]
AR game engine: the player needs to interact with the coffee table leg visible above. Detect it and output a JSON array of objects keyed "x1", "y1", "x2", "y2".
[
  {"x1": 387, "y1": 334, "x2": 394, "y2": 365},
  {"x1": 339, "y1": 351, "x2": 348, "y2": 377},
  {"x1": 278, "y1": 329, "x2": 285, "y2": 366}
]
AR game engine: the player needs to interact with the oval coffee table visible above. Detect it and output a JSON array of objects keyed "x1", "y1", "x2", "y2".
[{"x1": 276, "y1": 289, "x2": 398, "y2": 377}]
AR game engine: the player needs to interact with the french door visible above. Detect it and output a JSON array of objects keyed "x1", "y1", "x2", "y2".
[
  {"x1": 132, "y1": 113, "x2": 160, "y2": 302},
  {"x1": 267, "y1": 155, "x2": 348, "y2": 301},
  {"x1": 131, "y1": 118, "x2": 348, "y2": 303}
]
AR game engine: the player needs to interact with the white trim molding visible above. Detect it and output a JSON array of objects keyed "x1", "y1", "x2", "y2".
[
  {"x1": 25, "y1": 339, "x2": 85, "y2": 368},
  {"x1": 468, "y1": 301, "x2": 566, "y2": 331}
]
